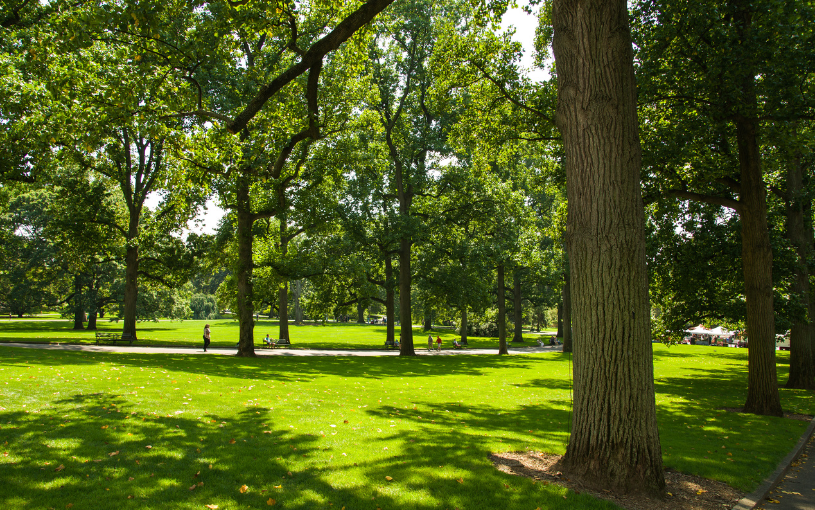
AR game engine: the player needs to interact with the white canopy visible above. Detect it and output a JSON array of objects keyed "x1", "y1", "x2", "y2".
[{"x1": 709, "y1": 326, "x2": 734, "y2": 337}]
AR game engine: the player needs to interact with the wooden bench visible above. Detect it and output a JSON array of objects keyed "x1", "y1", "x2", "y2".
[
  {"x1": 95, "y1": 331, "x2": 135, "y2": 345},
  {"x1": 273, "y1": 338, "x2": 291, "y2": 349}
]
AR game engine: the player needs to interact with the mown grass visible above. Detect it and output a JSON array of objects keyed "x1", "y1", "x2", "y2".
[
  {"x1": 0, "y1": 318, "x2": 557, "y2": 350},
  {"x1": 0, "y1": 343, "x2": 813, "y2": 509}
]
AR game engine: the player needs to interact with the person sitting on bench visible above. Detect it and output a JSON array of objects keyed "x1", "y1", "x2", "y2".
[
  {"x1": 263, "y1": 334, "x2": 274, "y2": 347},
  {"x1": 453, "y1": 339, "x2": 462, "y2": 349}
]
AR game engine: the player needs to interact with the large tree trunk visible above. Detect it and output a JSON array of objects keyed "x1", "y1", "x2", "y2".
[
  {"x1": 235, "y1": 176, "x2": 256, "y2": 357},
  {"x1": 562, "y1": 269, "x2": 573, "y2": 353},
  {"x1": 385, "y1": 257, "x2": 396, "y2": 344},
  {"x1": 398, "y1": 238, "x2": 415, "y2": 355},
  {"x1": 357, "y1": 302, "x2": 365, "y2": 323},
  {"x1": 733, "y1": 5, "x2": 782, "y2": 416},
  {"x1": 72, "y1": 275, "x2": 84, "y2": 330},
  {"x1": 460, "y1": 308, "x2": 468, "y2": 345},
  {"x1": 497, "y1": 264, "x2": 508, "y2": 354},
  {"x1": 512, "y1": 270, "x2": 524, "y2": 342},
  {"x1": 552, "y1": 0, "x2": 664, "y2": 496},
  {"x1": 784, "y1": 148, "x2": 815, "y2": 389}
]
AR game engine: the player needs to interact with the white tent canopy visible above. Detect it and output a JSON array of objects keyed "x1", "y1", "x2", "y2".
[{"x1": 683, "y1": 325, "x2": 734, "y2": 337}]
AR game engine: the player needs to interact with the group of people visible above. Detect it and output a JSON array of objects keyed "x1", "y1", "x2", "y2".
[{"x1": 428, "y1": 334, "x2": 442, "y2": 351}]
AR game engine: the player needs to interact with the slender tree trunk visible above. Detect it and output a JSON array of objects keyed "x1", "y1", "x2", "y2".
[
  {"x1": 72, "y1": 275, "x2": 84, "y2": 330},
  {"x1": 512, "y1": 270, "x2": 524, "y2": 342},
  {"x1": 235, "y1": 176, "x2": 256, "y2": 357},
  {"x1": 562, "y1": 268, "x2": 573, "y2": 353},
  {"x1": 552, "y1": 0, "x2": 664, "y2": 495},
  {"x1": 497, "y1": 264, "x2": 508, "y2": 354},
  {"x1": 731, "y1": 7, "x2": 782, "y2": 415},
  {"x1": 292, "y1": 280, "x2": 304, "y2": 325},
  {"x1": 357, "y1": 302, "x2": 365, "y2": 323},
  {"x1": 122, "y1": 244, "x2": 139, "y2": 338},
  {"x1": 278, "y1": 221, "x2": 290, "y2": 341},
  {"x1": 460, "y1": 308, "x2": 468, "y2": 345},
  {"x1": 385, "y1": 257, "x2": 396, "y2": 344},
  {"x1": 398, "y1": 238, "x2": 415, "y2": 355},
  {"x1": 423, "y1": 313, "x2": 432, "y2": 331},
  {"x1": 556, "y1": 302, "x2": 563, "y2": 337},
  {"x1": 784, "y1": 148, "x2": 815, "y2": 389}
]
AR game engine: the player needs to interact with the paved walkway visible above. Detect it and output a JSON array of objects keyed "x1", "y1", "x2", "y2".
[
  {"x1": 0, "y1": 342, "x2": 563, "y2": 356},
  {"x1": 755, "y1": 429, "x2": 815, "y2": 510}
]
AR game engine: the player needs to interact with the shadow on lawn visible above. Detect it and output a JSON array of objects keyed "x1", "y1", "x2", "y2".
[{"x1": 0, "y1": 391, "x2": 613, "y2": 509}]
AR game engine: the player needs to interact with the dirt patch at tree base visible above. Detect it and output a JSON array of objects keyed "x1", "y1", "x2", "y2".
[{"x1": 490, "y1": 451, "x2": 745, "y2": 510}]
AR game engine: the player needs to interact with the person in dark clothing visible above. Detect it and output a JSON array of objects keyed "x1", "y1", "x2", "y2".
[{"x1": 203, "y1": 324, "x2": 211, "y2": 352}]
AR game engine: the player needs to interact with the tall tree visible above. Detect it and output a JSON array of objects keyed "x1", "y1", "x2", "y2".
[{"x1": 552, "y1": 0, "x2": 665, "y2": 496}]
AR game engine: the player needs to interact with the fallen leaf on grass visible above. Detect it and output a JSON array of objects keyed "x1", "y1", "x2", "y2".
[
  {"x1": 229, "y1": 439, "x2": 236, "y2": 444},
  {"x1": 287, "y1": 471, "x2": 292, "y2": 477},
  {"x1": 273, "y1": 485, "x2": 282, "y2": 489},
  {"x1": 267, "y1": 498, "x2": 276, "y2": 506},
  {"x1": 205, "y1": 505, "x2": 218, "y2": 509},
  {"x1": 145, "y1": 445, "x2": 152, "y2": 449},
  {"x1": 456, "y1": 478, "x2": 463, "y2": 484},
  {"x1": 385, "y1": 476, "x2": 393, "y2": 481},
  {"x1": 101, "y1": 425, "x2": 108, "y2": 429},
  {"x1": 109, "y1": 451, "x2": 119, "y2": 457},
  {"x1": 55, "y1": 465, "x2": 65, "y2": 472},
  {"x1": 239, "y1": 484, "x2": 249, "y2": 493}
]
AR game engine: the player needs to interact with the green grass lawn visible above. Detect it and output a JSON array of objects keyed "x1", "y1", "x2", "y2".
[
  {"x1": 0, "y1": 318, "x2": 558, "y2": 350},
  {"x1": 0, "y1": 343, "x2": 813, "y2": 509}
]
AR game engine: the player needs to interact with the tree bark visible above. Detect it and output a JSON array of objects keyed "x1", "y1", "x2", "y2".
[
  {"x1": 556, "y1": 302, "x2": 563, "y2": 337},
  {"x1": 732, "y1": 5, "x2": 782, "y2": 416},
  {"x1": 278, "y1": 221, "x2": 291, "y2": 342},
  {"x1": 460, "y1": 308, "x2": 468, "y2": 345},
  {"x1": 398, "y1": 238, "x2": 415, "y2": 355},
  {"x1": 497, "y1": 264, "x2": 508, "y2": 354},
  {"x1": 122, "y1": 244, "x2": 139, "y2": 338},
  {"x1": 562, "y1": 269, "x2": 573, "y2": 353},
  {"x1": 385, "y1": 256, "x2": 396, "y2": 344},
  {"x1": 552, "y1": 0, "x2": 664, "y2": 495},
  {"x1": 72, "y1": 275, "x2": 84, "y2": 330},
  {"x1": 292, "y1": 279, "x2": 304, "y2": 325},
  {"x1": 423, "y1": 313, "x2": 432, "y2": 331},
  {"x1": 783, "y1": 148, "x2": 815, "y2": 389},
  {"x1": 235, "y1": 176, "x2": 256, "y2": 357},
  {"x1": 357, "y1": 302, "x2": 365, "y2": 323},
  {"x1": 512, "y1": 270, "x2": 524, "y2": 342}
]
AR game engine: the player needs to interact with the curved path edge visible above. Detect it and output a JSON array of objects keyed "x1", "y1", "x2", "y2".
[{"x1": 731, "y1": 414, "x2": 815, "y2": 510}]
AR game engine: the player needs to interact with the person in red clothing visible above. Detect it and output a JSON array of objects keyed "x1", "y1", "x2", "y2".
[{"x1": 436, "y1": 335, "x2": 442, "y2": 351}]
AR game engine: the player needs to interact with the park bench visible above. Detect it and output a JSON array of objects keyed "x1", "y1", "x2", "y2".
[
  {"x1": 261, "y1": 338, "x2": 276, "y2": 349},
  {"x1": 95, "y1": 331, "x2": 135, "y2": 345},
  {"x1": 273, "y1": 338, "x2": 291, "y2": 349}
]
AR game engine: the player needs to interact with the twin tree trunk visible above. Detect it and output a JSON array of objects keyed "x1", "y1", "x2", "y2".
[
  {"x1": 497, "y1": 264, "x2": 508, "y2": 355},
  {"x1": 552, "y1": 0, "x2": 664, "y2": 496},
  {"x1": 512, "y1": 271, "x2": 524, "y2": 343},
  {"x1": 122, "y1": 244, "x2": 139, "y2": 338},
  {"x1": 235, "y1": 176, "x2": 256, "y2": 357}
]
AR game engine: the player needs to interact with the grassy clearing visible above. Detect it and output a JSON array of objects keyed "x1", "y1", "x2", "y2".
[
  {"x1": 0, "y1": 318, "x2": 557, "y2": 350},
  {"x1": 0, "y1": 344, "x2": 813, "y2": 509}
]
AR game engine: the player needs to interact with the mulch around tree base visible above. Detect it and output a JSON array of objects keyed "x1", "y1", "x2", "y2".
[{"x1": 490, "y1": 451, "x2": 745, "y2": 510}]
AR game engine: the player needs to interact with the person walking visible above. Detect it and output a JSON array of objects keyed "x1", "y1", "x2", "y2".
[
  {"x1": 203, "y1": 324, "x2": 211, "y2": 352},
  {"x1": 436, "y1": 335, "x2": 442, "y2": 352},
  {"x1": 428, "y1": 334, "x2": 434, "y2": 351}
]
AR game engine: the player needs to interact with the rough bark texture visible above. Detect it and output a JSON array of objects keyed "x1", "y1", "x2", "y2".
[
  {"x1": 278, "y1": 222, "x2": 291, "y2": 342},
  {"x1": 512, "y1": 271, "x2": 524, "y2": 343},
  {"x1": 235, "y1": 177, "x2": 257, "y2": 357},
  {"x1": 552, "y1": 0, "x2": 665, "y2": 496},
  {"x1": 460, "y1": 308, "x2": 468, "y2": 345},
  {"x1": 556, "y1": 303, "x2": 563, "y2": 337},
  {"x1": 784, "y1": 150, "x2": 815, "y2": 389},
  {"x1": 497, "y1": 264, "x2": 508, "y2": 355},
  {"x1": 357, "y1": 303, "x2": 365, "y2": 323},
  {"x1": 562, "y1": 270, "x2": 573, "y2": 353},
  {"x1": 87, "y1": 310, "x2": 97, "y2": 331},
  {"x1": 732, "y1": 6, "x2": 781, "y2": 415},
  {"x1": 423, "y1": 314, "x2": 432, "y2": 331}
]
